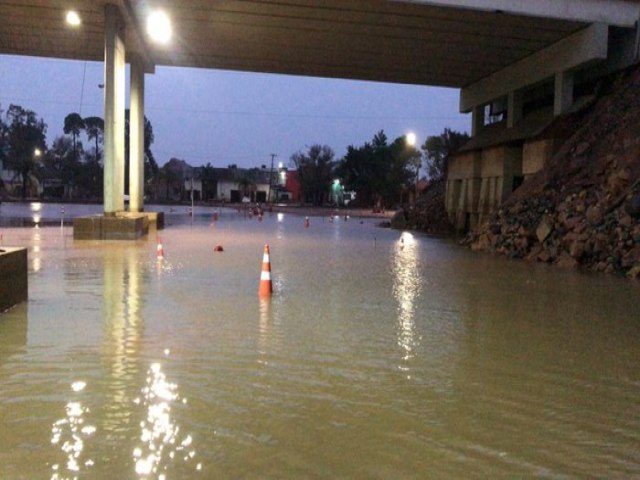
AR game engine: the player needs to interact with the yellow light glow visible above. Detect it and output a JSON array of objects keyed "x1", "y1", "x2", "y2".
[
  {"x1": 406, "y1": 132, "x2": 417, "y2": 147},
  {"x1": 147, "y1": 10, "x2": 172, "y2": 44},
  {"x1": 66, "y1": 10, "x2": 81, "y2": 27}
]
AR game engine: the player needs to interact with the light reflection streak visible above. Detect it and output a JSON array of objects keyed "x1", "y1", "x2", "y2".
[
  {"x1": 102, "y1": 248, "x2": 142, "y2": 440},
  {"x1": 392, "y1": 232, "x2": 421, "y2": 377},
  {"x1": 50, "y1": 381, "x2": 96, "y2": 480},
  {"x1": 33, "y1": 232, "x2": 42, "y2": 272},
  {"x1": 133, "y1": 362, "x2": 201, "y2": 476},
  {"x1": 258, "y1": 299, "x2": 271, "y2": 359}
]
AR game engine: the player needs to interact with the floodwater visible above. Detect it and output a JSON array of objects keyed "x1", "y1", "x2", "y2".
[{"x1": 0, "y1": 202, "x2": 639, "y2": 479}]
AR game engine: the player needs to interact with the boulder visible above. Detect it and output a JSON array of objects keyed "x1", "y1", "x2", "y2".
[
  {"x1": 556, "y1": 251, "x2": 579, "y2": 269},
  {"x1": 625, "y1": 194, "x2": 640, "y2": 218},
  {"x1": 536, "y1": 217, "x2": 554, "y2": 243}
]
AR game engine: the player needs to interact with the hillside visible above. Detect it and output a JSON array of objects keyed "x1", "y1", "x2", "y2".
[{"x1": 464, "y1": 66, "x2": 640, "y2": 278}]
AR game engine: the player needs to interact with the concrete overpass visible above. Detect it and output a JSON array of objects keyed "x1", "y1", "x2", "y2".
[{"x1": 1, "y1": 1, "x2": 639, "y2": 236}]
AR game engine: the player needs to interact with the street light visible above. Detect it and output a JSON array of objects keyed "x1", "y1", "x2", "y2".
[
  {"x1": 34, "y1": 148, "x2": 42, "y2": 157},
  {"x1": 147, "y1": 10, "x2": 172, "y2": 44},
  {"x1": 66, "y1": 11, "x2": 81, "y2": 27},
  {"x1": 405, "y1": 132, "x2": 420, "y2": 203},
  {"x1": 405, "y1": 131, "x2": 417, "y2": 147}
]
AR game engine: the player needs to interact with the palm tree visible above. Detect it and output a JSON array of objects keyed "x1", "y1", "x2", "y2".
[
  {"x1": 63, "y1": 112, "x2": 85, "y2": 163},
  {"x1": 84, "y1": 116, "x2": 104, "y2": 163}
]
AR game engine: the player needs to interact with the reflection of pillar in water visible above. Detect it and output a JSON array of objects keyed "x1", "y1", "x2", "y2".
[
  {"x1": 102, "y1": 246, "x2": 143, "y2": 435},
  {"x1": 392, "y1": 232, "x2": 421, "y2": 375}
]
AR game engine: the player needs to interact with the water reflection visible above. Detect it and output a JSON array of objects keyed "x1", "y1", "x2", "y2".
[
  {"x1": 50, "y1": 381, "x2": 97, "y2": 479},
  {"x1": 258, "y1": 299, "x2": 271, "y2": 359},
  {"x1": 0, "y1": 303, "x2": 28, "y2": 366},
  {"x1": 392, "y1": 232, "x2": 421, "y2": 377},
  {"x1": 102, "y1": 247, "x2": 143, "y2": 436},
  {"x1": 132, "y1": 361, "x2": 201, "y2": 477}
]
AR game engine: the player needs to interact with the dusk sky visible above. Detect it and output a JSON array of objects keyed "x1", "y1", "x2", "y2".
[{"x1": 1, "y1": 54, "x2": 470, "y2": 169}]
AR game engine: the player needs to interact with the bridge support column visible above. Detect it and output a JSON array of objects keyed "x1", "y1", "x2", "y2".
[
  {"x1": 471, "y1": 105, "x2": 484, "y2": 136},
  {"x1": 554, "y1": 70, "x2": 574, "y2": 116},
  {"x1": 129, "y1": 56, "x2": 145, "y2": 213},
  {"x1": 103, "y1": 4, "x2": 126, "y2": 215},
  {"x1": 507, "y1": 90, "x2": 523, "y2": 128}
]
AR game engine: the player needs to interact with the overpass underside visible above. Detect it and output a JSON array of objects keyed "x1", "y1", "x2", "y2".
[
  {"x1": 447, "y1": 14, "x2": 640, "y2": 232},
  {"x1": 1, "y1": 1, "x2": 639, "y2": 238}
]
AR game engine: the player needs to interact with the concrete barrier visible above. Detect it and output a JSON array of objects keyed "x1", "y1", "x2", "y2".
[{"x1": 0, "y1": 247, "x2": 28, "y2": 312}]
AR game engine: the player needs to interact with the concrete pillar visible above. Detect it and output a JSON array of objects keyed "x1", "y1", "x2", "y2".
[
  {"x1": 507, "y1": 90, "x2": 523, "y2": 128},
  {"x1": 554, "y1": 70, "x2": 574, "y2": 116},
  {"x1": 129, "y1": 56, "x2": 145, "y2": 213},
  {"x1": 471, "y1": 105, "x2": 484, "y2": 136},
  {"x1": 103, "y1": 4, "x2": 126, "y2": 215}
]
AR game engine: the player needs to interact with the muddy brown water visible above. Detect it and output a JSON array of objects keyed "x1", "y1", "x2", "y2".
[{"x1": 0, "y1": 203, "x2": 639, "y2": 478}]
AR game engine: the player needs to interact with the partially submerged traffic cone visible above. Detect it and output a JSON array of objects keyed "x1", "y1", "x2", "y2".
[
  {"x1": 259, "y1": 244, "x2": 273, "y2": 298},
  {"x1": 156, "y1": 238, "x2": 165, "y2": 261}
]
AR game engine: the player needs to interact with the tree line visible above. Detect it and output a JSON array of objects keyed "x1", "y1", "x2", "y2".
[
  {"x1": 291, "y1": 128, "x2": 469, "y2": 208},
  {"x1": 1, "y1": 102, "x2": 468, "y2": 206},
  {"x1": 0, "y1": 104, "x2": 159, "y2": 200}
]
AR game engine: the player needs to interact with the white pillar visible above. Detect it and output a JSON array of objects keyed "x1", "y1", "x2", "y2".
[
  {"x1": 554, "y1": 70, "x2": 574, "y2": 116},
  {"x1": 103, "y1": 4, "x2": 126, "y2": 215},
  {"x1": 507, "y1": 90, "x2": 523, "y2": 128},
  {"x1": 129, "y1": 56, "x2": 145, "y2": 213},
  {"x1": 471, "y1": 104, "x2": 484, "y2": 137}
]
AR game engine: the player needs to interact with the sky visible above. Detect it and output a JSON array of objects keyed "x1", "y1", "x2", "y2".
[{"x1": 1, "y1": 54, "x2": 470, "y2": 169}]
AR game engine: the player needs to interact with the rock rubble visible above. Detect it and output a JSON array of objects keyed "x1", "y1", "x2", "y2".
[{"x1": 464, "y1": 66, "x2": 640, "y2": 278}]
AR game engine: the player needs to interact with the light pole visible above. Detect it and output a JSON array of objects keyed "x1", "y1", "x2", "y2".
[{"x1": 268, "y1": 153, "x2": 276, "y2": 203}]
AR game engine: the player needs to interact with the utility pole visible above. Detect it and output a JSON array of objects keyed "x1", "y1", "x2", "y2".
[{"x1": 268, "y1": 153, "x2": 277, "y2": 203}]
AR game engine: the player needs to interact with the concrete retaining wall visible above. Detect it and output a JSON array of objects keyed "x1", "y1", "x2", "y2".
[
  {"x1": 446, "y1": 145, "x2": 523, "y2": 231},
  {"x1": 0, "y1": 247, "x2": 28, "y2": 312}
]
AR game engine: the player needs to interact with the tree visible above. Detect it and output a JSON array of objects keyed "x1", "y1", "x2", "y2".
[
  {"x1": 421, "y1": 128, "x2": 469, "y2": 180},
  {"x1": 4, "y1": 104, "x2": 47, "y2": 198},
  {"x1": 43, "y1": 136, "x2": 80, "y2": 199},
  {"x1": 0, "y1": 105, "x2": 8, "y2": 167},
  {"x1": 290, "y1": 144, "x2": 335, "y2": 206},
  {"x1": 335, "y1": 130, "x2": 416, "y2": 208},
  {"x1": 237, "y1": 176, "x2": 255, "y2": 199},
  {"x1": 63, "y1": 112, "x2": 85, "y2": 163},
  {"x1": 200, "y1": 163, "x2": 217, "y2": 200},
  {"x1": 84, "y1": 116, "x2": 104, "y2": 164}
]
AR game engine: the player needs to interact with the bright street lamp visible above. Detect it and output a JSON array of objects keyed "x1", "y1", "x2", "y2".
[
  {"x1": 147, "y1": 10, "x2": 172, "y2": 44},
  {"x1": 405, "y1": 131, "x2": 417, "y2": 147},
  {"x1": 66, "y1": 11, "x2": 81, "y2": 27}
]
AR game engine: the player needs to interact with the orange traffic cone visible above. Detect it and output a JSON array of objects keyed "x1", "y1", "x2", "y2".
[
  {"x1": 259, "y1": 244, "x2": 273, "y2": 298},
  {"x1": 156, "y1": 238, "x2": 165, "y2": 261}
]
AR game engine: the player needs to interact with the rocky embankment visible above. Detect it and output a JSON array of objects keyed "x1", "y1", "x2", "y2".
[
  {"x1": 392, "y1": 177, "x2": 455, "y2": 235},
  {"x1": 465, "y1": 66, "x2": 640, "y2": 278}
]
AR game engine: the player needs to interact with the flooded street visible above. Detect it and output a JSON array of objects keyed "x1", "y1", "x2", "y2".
[{"x1": 1, "y1": 203, "x2": 639, "y2": 479}]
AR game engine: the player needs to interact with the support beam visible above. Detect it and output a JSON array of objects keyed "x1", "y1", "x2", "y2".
[
  {"x1": 396, "y1": 0, "x2": 640, "y2": 27},
  {"x1": 471, "y1": 105, "x2": 484, "y2": 137},
  {"x1": 103, "y1": 4, "x2": 126, "y2": 215},
  {"x1": 129, "y1": 56, "x2": 145, "y2": 213},
  {"x1": 460, "y1": 23, "x2": 608, "y2": 113},
  {"x1": 507, "y1": 90, "x2": 523, "y2": 128},
  {"x1": 554, "y1": 70, "x2": 574, "y2": 116}
]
